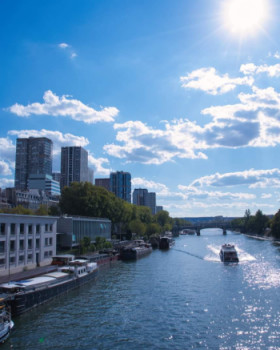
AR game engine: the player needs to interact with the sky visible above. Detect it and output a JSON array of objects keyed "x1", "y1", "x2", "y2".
[{"x1": 1, "y1": 0, "x2": 280, "y2": 218}]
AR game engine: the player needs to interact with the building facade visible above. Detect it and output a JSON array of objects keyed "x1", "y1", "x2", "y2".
[
  {"x1": 133, "y1": 189, "x2": 148, "y2": 206},
  {"x1": 15, "y1": 137, "x2": 53, "y2": 190},
  {"x1": 95, "y1": 178, "x2": 110, "y2": 191},
  {"x1": 0, "y1": 214, "x2": 57, "y2": 276},
  {"x1": 57, "y1": 216, "x2": 111, "y2": 249},
  {"x1": 28, "y1": 174, "x2": 60, "y2": 196},
  {"x1": 133, "y1": 189, "x2": 156, "y2": 214},
  {"x1": 110, "y1": 171, "x2": 131, "y2": 203},
  {"x1": 5, "y1": 188, "x2": 59, "y2": 210},
  {"x1": 156, "y1": 206, "x2": 163, "y2": 213},
  {"x1": 147, "y1": 192, "x2": 156, "y2": 215},
  {"x1": 60, "y1": 146, "x2": 89, "y2": 189}
]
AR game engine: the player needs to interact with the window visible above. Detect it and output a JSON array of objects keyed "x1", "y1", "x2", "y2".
[
  {"x1": 20, "y1": 223, "x2": 24, "y2": 234},
  {"x1": 28, "y1": 224, "x2": 32, "y2": 234},
  {"x1": 9, "y1": 256, "x2": 15, "y2": 264},
  {"x1": 10, "y1": 240, "x2": 15, "y2": 252},
  {"x1": 28, "y1": 239, "x2": 32, "y2": 250},
  {"x1": 50, "y1": 224, "x2": 53, "y2": 231},
  {"x1": 49, "y1": 238, "x2": 53, "y2": 246},
  {"x1": 27, "y1": 253, "x2": 32, "y2": 261},
  {"x1": 45, "y1": 224, "x2": 48, "y2": 232},
  {"x1": 19, "y1": 255, "x2": 24, "y2": 264},
  {"x1": 0, "y1": 223, "x2": 5, "y2": 235},
  {"x1": 44, "y1": 251, "x2": 48, "y2": 258},
  {"x1": 0, "y1": 258, "x2": 5, "y2": 266},
  {"x1": 11, "y1": 223, "x2": 16, "y2": 235},
  {"x1": 45, "y1": 238, "x2": 48, "y2": 246},
  {"x1": 0, "y1": 242, "x2": 4, "y2": 253},
  {"x1": 36, "y1": 239, "x2": 40, "y2": 249},
  {"x1": 19, "y1": 240, "x2": 24, "y2": 251},
  {"x1": 36, "y1": 224, "x2": 40, "y2": 234},
  {"x1": 49, "y1": 251, "x2": 53, "y2": 257}
]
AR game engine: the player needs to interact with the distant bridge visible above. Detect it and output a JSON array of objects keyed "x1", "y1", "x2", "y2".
[{"x1": 172, "y1": 221, "x2": 233, "y2": 236}]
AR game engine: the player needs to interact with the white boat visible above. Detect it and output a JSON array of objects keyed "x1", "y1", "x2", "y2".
[
  {"x1": 0, "y1": 297, "x2": 14, "y2": 344},
  {"x1": 219, "y1": 244, "x2": 239, "y2": 263}
]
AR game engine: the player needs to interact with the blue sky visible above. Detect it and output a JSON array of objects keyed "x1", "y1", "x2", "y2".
[{"x1": 1, "y1": 0, "x2": 280, "y2": 217}]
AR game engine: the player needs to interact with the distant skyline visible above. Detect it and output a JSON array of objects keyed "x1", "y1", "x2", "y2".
[{"x1": 1, "y1": 0, "x2": 280, "y2": 217}]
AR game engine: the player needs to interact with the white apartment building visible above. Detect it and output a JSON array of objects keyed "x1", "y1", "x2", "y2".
[{"x1": 0, "y1": 214, "x2": 57, "y2": 276}]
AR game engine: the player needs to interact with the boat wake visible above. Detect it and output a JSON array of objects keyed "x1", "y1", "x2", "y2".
[
  {"x1": 173, "y1": 248, "x2": 204, "y2": 260},
  {"x1": 235, "y1": 247, "x2": 256, "y2": 262},
  {"x1": 204, "y1": 245, "x2": 221, "y2": 262}
]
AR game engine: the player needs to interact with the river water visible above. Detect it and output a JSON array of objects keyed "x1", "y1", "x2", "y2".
[{"x1": 3, "y1": 229, "x2": 280, "y2": 349}]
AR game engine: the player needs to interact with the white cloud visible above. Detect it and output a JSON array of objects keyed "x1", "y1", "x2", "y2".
[
  {"x1": 178, "y1": 185, "x2": 255, "y2": 201},
  {"x1": 240, "y1": 63, "x2": 280, "y2": 77},
  {"x1": 104, "y1": 120, "x2": 208, "y2": 164},
  {"x1": 190, "y1": 168, "x2": 280, "y2": 189},
  {"x1": 7, "y1": 90, "x2": 119, "y2": 124},
  {"x1": 88, "y1": 154, "x2": 111, "y2": 176},
  {"x1": 0, "y1": 160, "x2": 12, "y2": 176},
  {"x1": 8, "y1": 129, "x2": 89, "y2": 155},
  {"x1": 0, "y1": 137, "x2": 16, "y2": 162},
  {"x1": 180, "y1": 67, "x2": 253, "y2": 95},
  {"x1": 58, "y1": 43, "x2": 69, "y2": 49},
  {"x1": 0, "y1": 178, "x2": 14, "y2": 188},
  {"x1": 261, "y1": 193, "x2": 272, "y2": 199},
  {"x1": 132, "y1": 177, "x2": 171, "y2": 196}
]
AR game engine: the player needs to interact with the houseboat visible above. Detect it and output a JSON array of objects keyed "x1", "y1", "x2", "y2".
[
  {"x1": 159, "y1": 236, "x2": 175, "y2": 250},
  {"x1": 219, "y1": 244, "x2": 239, "y2": 263},
  {"x1": 0, "y1": 259, "x2": 98, "y2": 316}
]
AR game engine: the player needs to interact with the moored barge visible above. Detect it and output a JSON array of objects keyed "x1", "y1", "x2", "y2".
[
  {"x1": 120, "y1": 240, "x2": 152, "y2": 261},
  {"x1": 0, "y1": 259, "x2": 98, "y2": 317}
]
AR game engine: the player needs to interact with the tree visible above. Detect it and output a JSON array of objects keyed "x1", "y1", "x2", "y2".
[
  {"x1": 270, "y1": 209, "x2": 280, "y2": 238},
  {"x1": 128, "y1": 220, "x2": 146, "y2": 236},
  {"x1": 35, "y1": 205, "x2": 48, "y2": 216},
  {"x1": 145, "y1": 223, "x2": 161, "y2": 237}
]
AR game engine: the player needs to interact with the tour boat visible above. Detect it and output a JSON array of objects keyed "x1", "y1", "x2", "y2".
[
  {"x1": 0, "y1": 298, "x2": 14, "y2": 343},
  {"x1": 219, "y1": 244, "x2": 239, "y2": 263},
  {"x1": 0, "y1": 259, "x2": 98, "y2": 316}
]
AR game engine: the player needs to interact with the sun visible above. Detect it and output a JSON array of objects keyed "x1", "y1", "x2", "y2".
[{"x1": 223, "y1": 0, "x2": 269, "y2": 36}]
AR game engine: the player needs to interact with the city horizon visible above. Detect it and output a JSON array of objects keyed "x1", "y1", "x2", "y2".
[{"x1": 1, "y1": 0, "x2": 280, "y2": 218}]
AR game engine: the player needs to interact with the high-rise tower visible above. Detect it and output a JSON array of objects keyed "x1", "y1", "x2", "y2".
[
  {"x1": 60, "y1": 146, "x2": 89, "y2": 189},
  {"x1": 110, "y1": 171, "x2": 131, "y2": 203},
  {"x1": 15, "y1": 137, "x2": 53, "y2": 190}
]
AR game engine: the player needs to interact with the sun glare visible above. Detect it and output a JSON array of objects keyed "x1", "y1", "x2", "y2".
[{"x1": 223, "y1": 0, "x2": 269, "y2": 36}]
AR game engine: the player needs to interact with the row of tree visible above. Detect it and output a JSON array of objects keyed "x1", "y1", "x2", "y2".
[
  {"x1": 231, "y1": 209, "x2": 280, "y2": 239},
  {"x1": 59, "y1": 182, "x2": 177, "y2": 239}
]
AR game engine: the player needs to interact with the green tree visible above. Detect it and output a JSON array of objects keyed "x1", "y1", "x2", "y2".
[
  {"x1": 270, "y1": 209, "x2": 280, "y2": 238},
  {"x1": 145, "y1": 223, "x2": 161, "y2": 237},
  {"x1": 35, "y1": 204, "x2": 48, "y2": 216},
  {"x1": 128, "y1": 219, "x2": 146, "y2": 236}
]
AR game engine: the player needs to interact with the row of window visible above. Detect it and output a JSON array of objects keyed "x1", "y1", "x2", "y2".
[
  {"x1": 0, "y1": 237, "x2": 53, "y2": 253},
  {"x1": 0, "y1": 250, "x2": 53, "y2": 266},
  {"x1": 0, "y1": 223, "x2": 53, "y2": 234}
]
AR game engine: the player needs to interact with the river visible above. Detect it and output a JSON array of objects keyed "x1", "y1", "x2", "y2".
[{"x1": 3, "y1": 229, "x2": 280, "y2": 349}]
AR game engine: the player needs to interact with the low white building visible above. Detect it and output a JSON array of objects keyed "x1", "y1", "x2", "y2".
[{"x1": 0, "y1": 213, "x2": 57, "y2": 276}]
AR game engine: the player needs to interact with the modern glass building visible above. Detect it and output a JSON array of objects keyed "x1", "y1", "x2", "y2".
[
  {"x1": 110, "y1": 171, "x2": 131, "y2": 203},
  {"x1": 15, "y1": 137, "x2": 53, "y2": 190},
  {"x1": 60, "y1": 146, "x2": 89, "y2": 189},
  {"x1": 57, "y1": 216, "x2": 111, "y2": 249}
]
